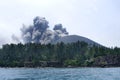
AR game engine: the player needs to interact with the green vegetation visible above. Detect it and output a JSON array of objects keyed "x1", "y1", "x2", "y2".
[{"x1": 0, "y1": 41, "x2": 120, "y2": 67}]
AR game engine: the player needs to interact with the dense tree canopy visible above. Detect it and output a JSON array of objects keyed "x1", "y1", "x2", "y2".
[{"x1": 0, "y1": 41, "x2": 120, "y2": 67}]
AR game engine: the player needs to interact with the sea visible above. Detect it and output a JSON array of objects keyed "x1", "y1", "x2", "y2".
[{"x1": 0, "y1": 67, "x2": 120, "y2": 80}]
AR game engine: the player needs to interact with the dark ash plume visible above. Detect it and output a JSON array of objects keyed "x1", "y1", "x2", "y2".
[
  {"x1": 21, "y1": 25, "x2": 33, "y2": 43},
  {"x1": 20, "y1": 16, "x2": 69, "y2": 44},
  {"x1": 33, "y1": 16, "x2": 49, "y2": 32},
  {"x1": 53, "y1": 24, "x2": 69, "y2": 35}
]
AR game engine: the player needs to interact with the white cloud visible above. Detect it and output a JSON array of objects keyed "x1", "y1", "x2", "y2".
[{"x1": 16, "y1": 0, "x2": 61, "y2": 7}]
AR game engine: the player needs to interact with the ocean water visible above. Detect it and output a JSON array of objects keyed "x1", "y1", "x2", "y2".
[{"x1": 0, "y1": 68, "x2": 120, "y2": 80}]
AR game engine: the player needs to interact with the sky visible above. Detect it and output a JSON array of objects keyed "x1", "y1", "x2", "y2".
[{"x1": 0, "y1": 0, "x2": 120, "y2": 47}]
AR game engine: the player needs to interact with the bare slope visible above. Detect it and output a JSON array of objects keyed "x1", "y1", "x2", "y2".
[{"x1": 54, "y1": 35, "x2": 101, "y2": 46}]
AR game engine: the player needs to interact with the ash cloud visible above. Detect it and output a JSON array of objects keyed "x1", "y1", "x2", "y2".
[
  {"x1": 12, "y1": 34, "x2": 20, "y2": 43},
  {"x1": 20, "y1": 16, "x2": 69, "y2": 44},
  {"x1": 54, "y1": 24, "x2": 69, "y2": 35}
]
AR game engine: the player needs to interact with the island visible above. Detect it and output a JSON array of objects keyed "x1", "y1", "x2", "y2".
[{"x1": 0, "y1": 41, "x2": 120, "y2": 68}]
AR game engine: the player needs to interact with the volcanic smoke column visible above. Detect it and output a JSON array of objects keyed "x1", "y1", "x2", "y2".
[{"x1": 21, "y1": 16, "x2": 69, "y2": 44}]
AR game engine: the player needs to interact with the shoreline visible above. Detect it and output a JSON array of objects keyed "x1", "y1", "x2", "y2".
[{"x1": 0, "y1": 66, "x2": 120, "y2": 68}]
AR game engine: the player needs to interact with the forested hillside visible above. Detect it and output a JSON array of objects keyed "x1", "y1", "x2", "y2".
[{"x1": 0, "y1": 41, "x2": 120, "y2": 67}]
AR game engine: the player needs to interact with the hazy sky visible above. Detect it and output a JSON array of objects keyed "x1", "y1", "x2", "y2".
[{"x1": 0, "y1": 0, "x2": 120, "y2": 47}]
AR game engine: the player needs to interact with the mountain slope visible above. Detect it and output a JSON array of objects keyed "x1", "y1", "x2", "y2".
[{"x1": 54, "y1": 35, "x2": 101, "y2": 46}]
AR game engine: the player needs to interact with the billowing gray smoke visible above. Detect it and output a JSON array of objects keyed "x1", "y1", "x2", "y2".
[
  {"x1": 54, "y1": 24, "x2": 68, "y2": 35},
  {"x1": 21, "y1": 16, "x2": 69, "y2": 44}
]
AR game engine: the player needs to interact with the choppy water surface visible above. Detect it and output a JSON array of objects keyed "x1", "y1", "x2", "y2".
[{"x1": 0, "y1": 68, "x2": 120, "y2": 80}]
